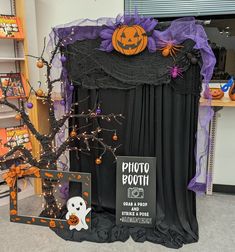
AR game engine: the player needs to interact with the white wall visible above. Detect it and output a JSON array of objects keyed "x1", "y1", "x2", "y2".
[
  {"x1": 35, "y1": 0, "x2": 124, "y2": 54},
  {"x1": 0, "y1": 0, "x2": 12, "y2": 15},
  {"x1": 24, "y1": 0, "x2": 40, "y2": 88}
]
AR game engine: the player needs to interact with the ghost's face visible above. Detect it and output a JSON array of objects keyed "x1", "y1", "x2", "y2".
[{"x1": 67, "y1": 196, "x2": 86, "y2": 214}]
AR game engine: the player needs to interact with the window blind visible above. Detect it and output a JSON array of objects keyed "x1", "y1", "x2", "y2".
[{"x1": 125, "y1": 0, "x2": 235, "y2": 17}]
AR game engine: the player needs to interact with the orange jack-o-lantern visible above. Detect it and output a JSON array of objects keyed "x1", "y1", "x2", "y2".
[
  {"x1": 229, "y1": 83, "x2": 235, "y2": 101},
  {"x1": 209, "y1": 88, "x2": 224, "y2": 100},
  {"x1": 112, "y1": 25, "x2": 148, "y2": 56},
  {"x1": 67, "y1": 214, "x2": 79, "y2": 226}
]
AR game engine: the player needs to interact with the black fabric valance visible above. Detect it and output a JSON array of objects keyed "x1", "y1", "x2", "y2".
[{"x1": 65, "y1": 39, "x2": 201, "y2": 95}]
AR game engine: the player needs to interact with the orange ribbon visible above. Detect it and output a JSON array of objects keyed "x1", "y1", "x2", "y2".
[{"x1": 2, "y1": 164, "x2": 40, "y2": 188}]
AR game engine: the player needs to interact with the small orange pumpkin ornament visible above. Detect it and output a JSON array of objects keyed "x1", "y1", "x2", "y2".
[
  {"x1": 95, "y1": 157, "x2": 102, "y2": 165},
  {"x1": 67, "y1": 214, "x2": 79, "y2": 226},
  {"x1": 36, "y1": 88, "x2": 44, "y2": 97},
  {"x1": 112, "y1": 133, "x2": 118, "y2": 141},
  {"x1": 70, "y1": 130, "x2": 77, "y2": 138},
  {"x1": 36, "y1": 59, "x2": 44, "y2": 68},
  {"x1": 209, "y1": 88, "x2": 224, "y2": 100},
  {"x1": 112, "y1": 25, "x2": 148, "y2": 56},
  {"x1": 15, "y1": 114, "x2": 21, "y2": 121}
]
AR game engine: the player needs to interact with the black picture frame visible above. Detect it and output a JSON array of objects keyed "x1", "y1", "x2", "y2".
[{"x1": 9, "y1": 169, "x2": 91, "y2": 229}]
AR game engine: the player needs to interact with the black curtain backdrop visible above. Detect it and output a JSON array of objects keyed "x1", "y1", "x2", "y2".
[{"x1": 54, "y1": 39, "x2": 201, "y2": 249}]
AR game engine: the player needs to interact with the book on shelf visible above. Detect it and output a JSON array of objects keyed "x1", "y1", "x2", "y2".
[
  {"x1": 0, "y1": 128, "x2": 8, "y2": 157},
  {"x1": 0, "y1": 15, "x2": 24, "y2": 40},
  {"x1": 0, "y1": 73, "x2": 28, "y2": 99},
  {"x1": 0, "y1": 125, "x2": 32, "y2": 156}
]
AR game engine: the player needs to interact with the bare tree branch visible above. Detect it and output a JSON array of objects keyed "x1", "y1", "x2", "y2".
[
  {"x1": 55, "y1": 133, "x2": 116, "y2": 160},
  {"x1": 1, "y1": 145, "x2": 38, "y2": 167}
]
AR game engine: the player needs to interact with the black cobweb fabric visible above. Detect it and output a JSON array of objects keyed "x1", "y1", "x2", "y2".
[
  {"x1": 53, "y1": 36, "x2": 201, "y2": 249},
  {"x1": 64, "y1": 38, "x2": 201, "y2": 95}
]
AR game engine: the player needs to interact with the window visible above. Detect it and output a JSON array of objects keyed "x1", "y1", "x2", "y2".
[{"x1": 125, "y1": 0, "x2": 235, "y2": 18}]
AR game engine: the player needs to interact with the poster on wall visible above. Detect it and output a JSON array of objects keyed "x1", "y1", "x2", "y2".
[{"x1": 116, "y1": 156, "x2": 156, "y2": 227}]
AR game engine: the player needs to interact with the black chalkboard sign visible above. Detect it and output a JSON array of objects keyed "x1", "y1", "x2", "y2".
[{"x1": 116, "y1": 156, "x2": 156, "y2": 227}]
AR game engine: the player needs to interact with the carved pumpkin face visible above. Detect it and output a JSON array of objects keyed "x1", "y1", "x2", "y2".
[
  {"x1": 67, "y1": 214, "x2": 79, "y2": 226},
  {"x1": 112, "y1": 25, "x2": 148, "y2": 55},
  {"x1": 209, "y1": 88, "x2": 224, "y2": 100}
]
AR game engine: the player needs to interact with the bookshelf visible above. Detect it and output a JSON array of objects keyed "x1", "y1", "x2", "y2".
[
  {"x1": 0, "y1": 0, "x2": 31, "y2": 184},
  {"x1": 0, "y1": 57, "x2": 25, "y2": 62}
]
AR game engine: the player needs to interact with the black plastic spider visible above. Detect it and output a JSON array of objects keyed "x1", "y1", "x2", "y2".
[{"x1": 185, "y1": 49, "x2": 202, "y2": 67}]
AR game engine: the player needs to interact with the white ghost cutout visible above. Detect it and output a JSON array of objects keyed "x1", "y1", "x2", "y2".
[{"x1": 66, "y1": 196, "x2": 91, "y2": 231}]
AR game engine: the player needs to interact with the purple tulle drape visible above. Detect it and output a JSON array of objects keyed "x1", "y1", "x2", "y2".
[
  {"x1": 153, "y1": 18, "x2": 216, "y2": 193},
  {"x1": 48, "y1": 16, "x2": 215, "y2": 194}
]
